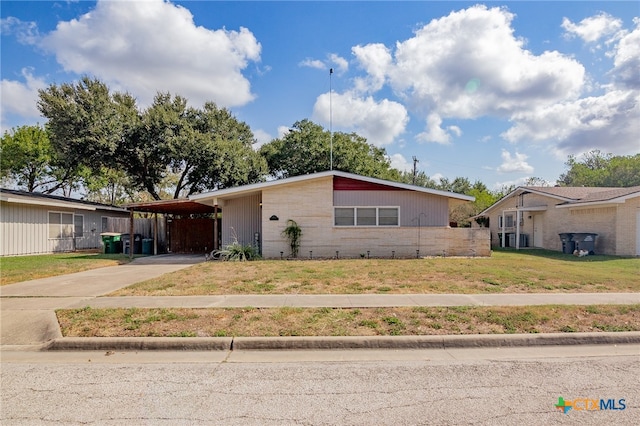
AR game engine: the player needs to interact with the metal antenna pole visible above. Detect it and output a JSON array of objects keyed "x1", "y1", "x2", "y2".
[{"x1": 329, "y1": 68, "x2": 333, "y2": 171}]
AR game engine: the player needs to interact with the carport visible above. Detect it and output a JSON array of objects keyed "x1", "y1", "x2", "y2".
[{"x1": 124, "y1": 199, "x2": 219, "y2": 257}]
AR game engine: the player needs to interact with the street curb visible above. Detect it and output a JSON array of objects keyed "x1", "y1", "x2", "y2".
[
  {"x1": 44, "y1": 337, "x2": 233, "y2": 351},
  {"x1": 42, "y1": 332, "x2": 640, "y2": 351}
]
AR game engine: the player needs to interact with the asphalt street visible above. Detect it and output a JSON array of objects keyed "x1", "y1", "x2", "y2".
[{"x1": 2, "y1": 347, "x2": 639, "y2": 425}]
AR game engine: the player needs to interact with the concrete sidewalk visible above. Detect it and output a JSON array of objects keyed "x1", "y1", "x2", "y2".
[
  {"x1": 2, "y1": 254, "x2": 639, "y2": 351},
  {"x1": 1, "y1": 255, "x2": 202, "y2": 347}
]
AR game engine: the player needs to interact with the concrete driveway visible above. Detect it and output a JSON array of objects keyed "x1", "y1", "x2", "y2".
[{"x1": 1, "y1": 255, "x2": 203, "y2": 347}]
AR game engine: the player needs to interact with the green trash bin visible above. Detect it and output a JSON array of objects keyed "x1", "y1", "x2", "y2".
[
  {"x1": 142, "y1": 238, "x2": 154, "y2": 255},
  {"x1": 100, "y1": 233, "x2": 122, "y2": 254}
]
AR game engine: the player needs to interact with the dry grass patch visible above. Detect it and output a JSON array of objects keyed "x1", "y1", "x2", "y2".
[
  {"x1": 57, "y1": 304, "x2": 640, "y2": 337},
  {"x1": 110, "y1": 250, "x2": 640, "y2": 296}
]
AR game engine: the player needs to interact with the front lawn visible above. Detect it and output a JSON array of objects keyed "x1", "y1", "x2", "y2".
[
  {"x1": 110, "y1": 250, "x2": 640, "y2": 296},
  {"x1": 0, "y1": 252, "x2": 132, "y2": 285}
]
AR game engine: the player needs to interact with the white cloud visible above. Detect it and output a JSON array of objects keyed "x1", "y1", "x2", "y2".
[
  {"x1": 313, "y1": 91, "x2": 408, "y2": 146},
  {"x1": 345, "y1": 4, "x2": 591, "y2": 153},
  {"x1": 38, "y1": 0, "x2": 261, "y2": 108},
  {"x1": 0, "y1": 68, "x2": 47, "y2": 131},
  {"x1": 300, "y1": 53, "x2": 349, "y2": 74},
  {"x1": 252, "y1": 129, "x2": 273, "y2": 149},
  {"x1": 384, "y1": 5, "x2": 585, "y2": 120},
  {"x1": 496, "y1": 150, "x2": 534, "y2": 174},
  {"x1": 492, "y1": 176, "x2": 530, "y2": 191},
  {"x1": 561, "y1": 12, "x2": 623, "y2": 43},
  {"x1": 416, "y1": 113, "x2": 460, "y2": 145},
  {"x1": 343, "y1": 5, "x2": 636, "y2": 158},
  {"x1": 277, "y1": 126, "x2": 290, "y2": 138},
  {"x1": 388, "y1": 153, "x2": 412, "y2": 172},
  {"x1": 502, "y1": 89, "x2": 640, "y2": 155},
  {"x1": 299, "y1": 58, "x2": 326, "y2": 70},
  {"x1": 1, "y1": 16, "x2": 39, "y2": 44},
  {"x1": 352, "y1": 43, "x2": 391, "y2": 93},
  {"x1": 329, "y1": 53, "x2": 349, "y2": 74},
  {"x1": 609, "y1": 20, "x2": 640, "y2": 89}
]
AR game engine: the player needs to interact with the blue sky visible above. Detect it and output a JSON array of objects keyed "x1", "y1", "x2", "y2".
[{"x1": 2, "y1": 1, "x2": 639, "y2": 190}]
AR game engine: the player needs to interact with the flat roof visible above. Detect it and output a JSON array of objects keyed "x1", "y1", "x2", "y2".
[{"x1": 124, "y1": 199, "x2": 218, "y2": 215}]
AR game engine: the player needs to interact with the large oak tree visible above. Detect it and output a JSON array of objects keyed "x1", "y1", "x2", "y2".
[{"x1": 37, "y1": 77, "x2": 266, "y2": 200}]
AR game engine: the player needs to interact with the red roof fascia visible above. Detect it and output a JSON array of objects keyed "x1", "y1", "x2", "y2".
[{"x1": 333, "y1": 176, "x2": 398, "y2": 191}]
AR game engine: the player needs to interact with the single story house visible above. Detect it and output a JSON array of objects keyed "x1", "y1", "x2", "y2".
[
  {"x1": 188, "y1": 170, "x2": 490, "y2": 258},
  {"x1": 1, "y1": 188, "x2": 130, "y2": 256},
  {"x1": 473, "y1": 185, "x2": 640, "y2": 256}
]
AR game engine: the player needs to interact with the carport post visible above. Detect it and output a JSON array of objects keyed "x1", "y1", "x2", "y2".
[
  {"x1": 129, "y1": 209, "x2": 134, "y2": 259},
  {"x1": 154, "y1": 213, "x2": 158, "y2": 255},
  {"x1": 501, "y1": 211, "x2": 506, "y2": 248},
  {"x1": 515, "y1": 210, "x2": 521, "y2": 250},
  {"x1": 214, "y1": 204, "x2": 219, "y2": 250}
]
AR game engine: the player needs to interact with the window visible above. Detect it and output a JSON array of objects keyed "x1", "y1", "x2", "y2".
[
  {"x1": 334, "y1": 207, "x2": 399, "y2": 227},
  {"x1": 48, "y1": 212, "x2": 74, "y2": 239},
  {"x1": 101, "y1": 217, "x2": 108, "y2": 232},
  {"x1": 378, "y1": 208, "x2": 399, "y2": 226},
  {"x1": 505, "y1": 214, "x2": 514, "y2": 228},
  {"x1": 334, "y1": 208, "x2": 354, "y2": 226},
  {"x1": 356, "y1": 208, "x2": 376, "y2": 226},
  {"x1": 499, "y1": 214, "x2": 514, "y2": 228},
  {"x1": 74, "y1": 215, "x2": 84, "y2": 238}
]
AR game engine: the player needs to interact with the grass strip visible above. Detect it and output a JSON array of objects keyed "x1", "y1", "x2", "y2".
[{"x1": 56, "y1": 304, "x2": 640, "y2": 338}]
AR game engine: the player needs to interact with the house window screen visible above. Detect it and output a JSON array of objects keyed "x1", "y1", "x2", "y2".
[
  {"x1": 335, "y1": 207, "x2": 399, "y2": 227},
  {"x1": 356, "y1": 208, "x2": 377, "y2": 226},
  {"x1": 378, "y1": 208, "x2": 399, "y2": 226},
  {"x1": 335, "y1": 208, "x2": 355, "y2": 226},
  {"x1": 49, "y1": 212, "x2": 74, "y2": 238}
]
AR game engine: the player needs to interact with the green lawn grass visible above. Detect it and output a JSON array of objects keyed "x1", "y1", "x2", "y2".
[
  {"x1": 0, "y1": 252, "x2": 132, "y2": 285},
  {"x1": 112, "y1": 249, "x2": 640, "y2": 296}
]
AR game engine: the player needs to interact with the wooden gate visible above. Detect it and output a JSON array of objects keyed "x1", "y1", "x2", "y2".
[{"x1": 168, "y1": 218, "x2": 214, "y2": 253}]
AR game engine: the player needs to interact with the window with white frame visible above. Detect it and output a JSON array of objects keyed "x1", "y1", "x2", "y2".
[
  {"x1": 499, "y1": 214, "x2": 514, "y2": 228},
  {"x1": 48, "y1": 212, "x2": 74, "y2": 239},
  {"x1": 505, "y1": 214, "x2": 514, "y2": 227},
  {"x1": 334, "y1": 207, "x2": 399, "y2": 227}
]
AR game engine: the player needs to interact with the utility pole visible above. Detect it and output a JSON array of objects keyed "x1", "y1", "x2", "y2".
[
  {"x1": 329, "y1": 68, "x2": 333, "y2": 171},
  {"x1": 412, "y1": 156, "x2": 419, "y2": 184}
]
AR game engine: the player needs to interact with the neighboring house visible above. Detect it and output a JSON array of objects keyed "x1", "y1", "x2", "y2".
[
  {"x1": 0, "y1": 188, "x2": 130, "y2": 256},
  {"x1": 474, "y1": 186, "x2": 640, "y2": 256},
  {"x1": 189, "y1": 170, "x2": 490, "y2": 258}
]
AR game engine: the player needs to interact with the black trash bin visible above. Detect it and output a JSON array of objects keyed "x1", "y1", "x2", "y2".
[
  {"x1": 572, "y1": 233, "x2": 598, "y2": 255},
  {"x1": 559, "y1": 233, "x2": 575, "y2": 254},
  {"x1": 122, "y1": 233, "x2": 143, "y2": 255}
]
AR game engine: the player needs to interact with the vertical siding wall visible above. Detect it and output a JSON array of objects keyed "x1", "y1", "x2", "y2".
[
  {"x1": 260, "y1": 176, "x2": 490, "y2": 258},
  {"x1": 74, "y1": 211, "x2": 110, "y2": 251},
  {"x1": 221, "y1": 193, "x2": 262, "y2": 248},
  {"x1": 1, "y1": 202, "x2": 50, "y2": 256},
  {"x1": 333, "y1": 190, "x2": 449, "y2": 226},
  {"x1": 1, "y1": 201, "x2": 131, "y2": 256}
]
